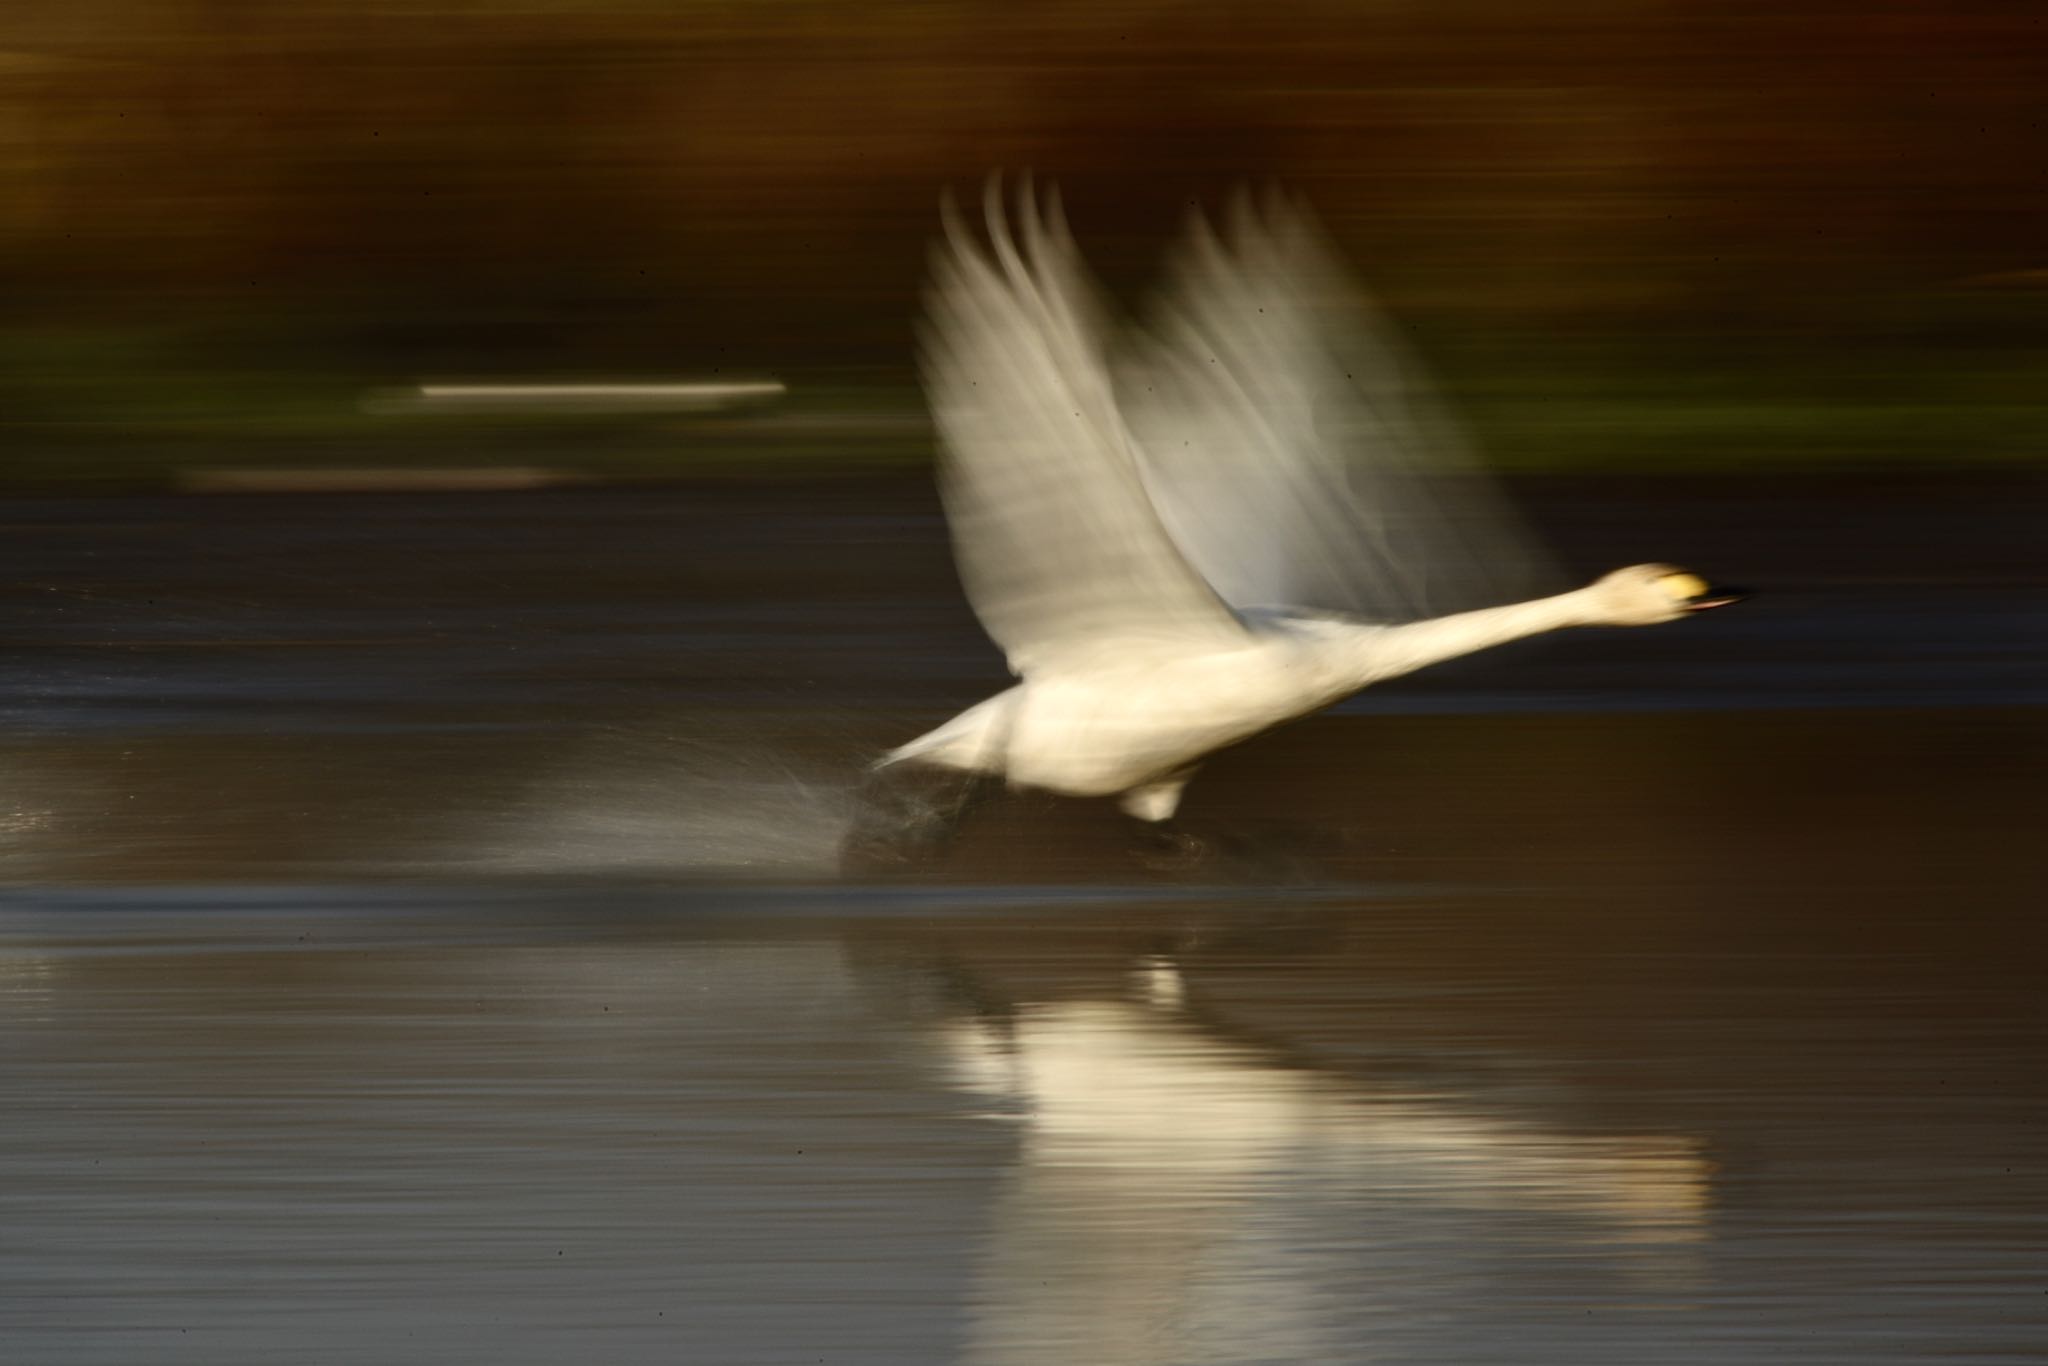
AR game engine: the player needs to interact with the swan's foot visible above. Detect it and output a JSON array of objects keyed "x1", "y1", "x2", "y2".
[
  {"x1": 839, "y1": 760, "x2": 995, "y2": 874},
  {"x1": 1129, "y1": 820, "x2": 1215, "y2": 874},
  {"x1": 1128, "y1": 817, "x2": 1340, "y2": 883}
]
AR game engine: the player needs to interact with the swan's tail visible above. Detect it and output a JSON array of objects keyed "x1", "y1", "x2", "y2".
[{"x1": 878, "y1": 687, "x2": 1020, "y2": 772}]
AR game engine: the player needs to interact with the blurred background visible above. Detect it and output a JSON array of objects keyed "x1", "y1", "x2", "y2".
[
  {"x1": 6, "y1": 9, "x2": 2047, "y2": 1364},
  {"x1": 4, "y1": 0, "x2": 2046, "y2": 484}
]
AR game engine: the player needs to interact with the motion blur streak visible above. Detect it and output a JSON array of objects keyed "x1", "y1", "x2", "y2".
[
  {"x1": 2, "y1": 4, "x2": 2045, "y2": 1365},
  {"x1": 407, "y1": 381, "x2": 788, "y2": 409},
  {"x1": 3, "y1": 1, "x2": 2044, "y2": 481}
]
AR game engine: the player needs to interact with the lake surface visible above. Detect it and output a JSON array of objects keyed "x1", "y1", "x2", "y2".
[{"x1": 2, "y1": 477, "x2": 2044, "y2": 1363}]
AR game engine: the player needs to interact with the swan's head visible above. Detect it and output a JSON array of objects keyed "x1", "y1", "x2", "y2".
[{"x1": 1584, "y1": 564, "x2": 1746, "y2": 625}]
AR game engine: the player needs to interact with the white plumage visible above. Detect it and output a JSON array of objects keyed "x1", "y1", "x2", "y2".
[{"x1": 853, "y1": 180, "x2": 1737, "y2": 855}]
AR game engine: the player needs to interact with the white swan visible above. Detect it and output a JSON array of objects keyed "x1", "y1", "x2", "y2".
[{"x1": 845, "y1": 181, "x2": 1740, "y2": 863}]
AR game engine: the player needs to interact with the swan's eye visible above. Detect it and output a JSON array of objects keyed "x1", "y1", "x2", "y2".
[{"x1": 1658, "y1": 572, "x2": 1707, "y2": 600}]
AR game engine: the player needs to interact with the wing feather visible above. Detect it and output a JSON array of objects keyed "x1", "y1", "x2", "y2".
[
  {"x1": 923, "y1": 180, "x2": 1246, "y2": 677},
  {"x1": 1125, "y1": 190, "x2": 1556, "y2": 622}
]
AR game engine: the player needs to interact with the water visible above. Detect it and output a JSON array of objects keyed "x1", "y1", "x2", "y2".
[
  {"x1": 5, "y1": 879, "x2": 2042, "y2": 1363},
  {"x1": 2, "y1": 478, "x2": 2044, "y2": 1362}
]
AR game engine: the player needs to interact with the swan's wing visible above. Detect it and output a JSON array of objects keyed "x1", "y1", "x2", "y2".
[
  {"x1": 1124, "y1": 190, "x2": 1556, "y2": 623},
  {"x1": 923, "y1": 182, "x2": 1247, "y2": 677}
]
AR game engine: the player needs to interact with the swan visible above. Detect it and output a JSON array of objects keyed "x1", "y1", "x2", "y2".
[{"x1": 843, "y1": 181, "x2": 1742, "y2": 866}]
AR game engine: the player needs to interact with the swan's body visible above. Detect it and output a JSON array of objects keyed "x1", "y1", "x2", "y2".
[
  {"x1": 847, "y1": 183, "x2": 1738, "y2": 861},
  {"x1": 887, "y1": 595, "x2": 1614, "y2": 814}
]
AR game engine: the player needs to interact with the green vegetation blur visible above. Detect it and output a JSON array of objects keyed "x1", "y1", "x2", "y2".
[{"x1": 3, "y1": 0, "x2": 2044, "y2": 484}]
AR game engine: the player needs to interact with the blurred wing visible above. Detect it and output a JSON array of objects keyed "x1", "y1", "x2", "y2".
[
  {"x1": 923, "y1": 182, "x2": 1246, "y2": 677},
  {"x1": 1125, "y1": 191, "x2": 1556, "y2": 623}
]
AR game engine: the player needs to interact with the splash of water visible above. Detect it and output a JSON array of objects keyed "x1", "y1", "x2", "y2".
[{"x1": 443, "y1": 726, "x2": 859, "y2": 879}]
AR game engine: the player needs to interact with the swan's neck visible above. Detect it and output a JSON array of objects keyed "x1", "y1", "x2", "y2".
[{"x1": 1333, "y1": 590, "x2": 1593, "y2": 689}]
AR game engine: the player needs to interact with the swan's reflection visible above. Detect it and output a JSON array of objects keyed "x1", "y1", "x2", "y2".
[
  {"x1": 8, "y1": 891, "x2": 1716, "y2": 1364},
  {"x1": 933, "y1": 955, "x2": 1707, "y2": 1365}
]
